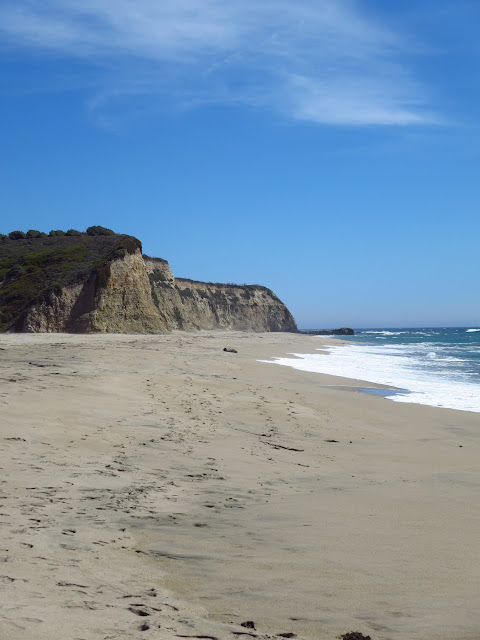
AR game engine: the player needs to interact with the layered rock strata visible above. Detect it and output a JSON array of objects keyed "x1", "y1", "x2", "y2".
[
  {"x1": 145, "y1": 258, "x2": 297, "y2": 331},
  {"x1": 0, "y1": 235, "x2": 296, "y2": 334},
  {"x1": 19, "y1": 249, "x2": 167, "y2": 333},
  {"x1": 144, "y1": 258, "x2": 297, "y2": 332}
]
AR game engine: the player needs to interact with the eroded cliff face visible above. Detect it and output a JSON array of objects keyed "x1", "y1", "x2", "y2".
[
  {"x1": 3, "y1": 236, "x2": 296, "y2": 334},
  {"x1": 145, "y1": 258, "x2": 297, "y2": 332},
  {"x1": 19, "y1": 281, "x2": 88, "y2": 333},
  {"x1": 88, "y1": 250, "x2": 167, "y2": 333},
  {"x1": 20, "y1": 249, "x2": 167, "y2": 334}
]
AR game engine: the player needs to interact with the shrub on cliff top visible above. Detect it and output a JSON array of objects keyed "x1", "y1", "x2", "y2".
[
  {"x1": 86, "y1": 225, "x2": 114, "y2": 236},
  {"x1": 66, "y1": 229, "x2": 82, "y2": 236},
  {"x1": 49, "y1": 230, "x2": 66, "y2": 237},
  {"x1": 9, "y1": 231, "x2": 26, "y2": 240},
  {"x1": 26, "y1": 229, "x2": 43, "y2": 238}
]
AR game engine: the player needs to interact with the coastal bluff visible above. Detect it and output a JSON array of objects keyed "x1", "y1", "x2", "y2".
[
  {"x1": 0, "y1": 230, "x2": 297, "y2": 334},
  {"x1": 145, "y1": 257, "x2": 297, "y2": 332}
]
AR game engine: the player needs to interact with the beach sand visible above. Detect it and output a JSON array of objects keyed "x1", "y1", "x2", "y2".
[{"x1": 0, "y1": 331, "x2": 479, "y2": 640}]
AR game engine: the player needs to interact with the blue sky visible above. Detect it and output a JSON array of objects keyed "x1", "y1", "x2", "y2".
[{"x1": 1, "y1": 0, "x2": 479, "y2": 328}]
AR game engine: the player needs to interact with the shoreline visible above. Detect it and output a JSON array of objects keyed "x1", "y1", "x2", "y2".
[
  {"x1": 263, "y1": 334, "x2": 480, "y2": 415},
  {"x1": 0, "y1": 331, "x2": 479, "y2": 640}
]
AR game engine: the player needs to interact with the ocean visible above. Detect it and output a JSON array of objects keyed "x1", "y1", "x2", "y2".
[{"x1": 264, "y1": 327, "x2": 480, "y2": 413}]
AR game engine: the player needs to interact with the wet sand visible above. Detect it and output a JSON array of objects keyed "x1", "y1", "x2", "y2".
[{"x1": 0, "y1": 331, "x2": 479, "y2": 640}]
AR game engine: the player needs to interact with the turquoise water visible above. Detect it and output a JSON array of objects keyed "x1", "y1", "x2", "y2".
[{"x1": 265, "y1": 327, "x2": 480, "y2": 413}]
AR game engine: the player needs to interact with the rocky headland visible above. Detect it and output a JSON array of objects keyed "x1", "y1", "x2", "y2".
[{"x1": 0, "y1": 229, "x2": 297, "y2": 334}]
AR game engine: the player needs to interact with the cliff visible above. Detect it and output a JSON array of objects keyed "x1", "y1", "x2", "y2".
[
  {"x1": 145, "y1": 258, "x2": 297, "y2": 332},
  {"x1": 0, "y1": 232, "x2": 296, "y2": 334},
  {"x1": 0, "y1": 234, "x2": 166, "y2": 333}
]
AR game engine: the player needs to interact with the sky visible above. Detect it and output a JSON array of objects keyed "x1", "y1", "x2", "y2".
[{"x1": 0, "y1": 0, "x2": 479, "y2": 328}]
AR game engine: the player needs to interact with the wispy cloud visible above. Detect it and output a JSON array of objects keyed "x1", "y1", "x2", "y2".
[{"x1": 0, "y1": 0, "x2": 438, "y2": 127}]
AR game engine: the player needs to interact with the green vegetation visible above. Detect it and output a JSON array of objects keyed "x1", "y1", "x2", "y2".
[
  {"x1": 142, "y1": 255, "x2": 168, "y2": 263},
  {"x1": 2, "y1": 226, "x2": 117, "y2": 240},
  {"x1": 26, "y1": 230, "x2": 46, "y2": 239},
  {"x1": 178, "y1": 287, "x2": 196, "y2": 301},
  {"x1": 211, "y1": 290, "x2": 229, "y2": 305},
  {"x1": 177, "y1": 277, "x2": 266, "y2": 291},
  {"x1": 0, "y1": 230, "x2": 142, "y2": 332},
  {"x1": 148, "y1": 273, "x2": 160, "y2": 308},
  {"x1": 86, "y1": 225, "x2": 114, "y2": 236},
  {"x1": 173, "y1": 306, "x2": 183, "y2": 328}
]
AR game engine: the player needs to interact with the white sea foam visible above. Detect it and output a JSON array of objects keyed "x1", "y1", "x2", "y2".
[
  {"x1": 260, "y1": 344, "x2": 480, "y2": 413},
  {"x1": 363, "y1": 330, "x2": 408, "y2": 336},
  {"x1": 466, "y1": 328, "x2": 480, "y2": 333}
]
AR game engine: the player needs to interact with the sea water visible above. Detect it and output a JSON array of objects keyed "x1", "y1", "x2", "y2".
[{"x1": 262, "y1": 328, "x2": 480, "y2": 413}]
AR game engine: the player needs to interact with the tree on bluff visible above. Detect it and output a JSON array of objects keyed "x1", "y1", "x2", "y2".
[
  {"x1": 26, "y1": 229, "x2": 46, "y2": 238},
  {"x1": 86, "y1": 226, "x2": 115, "y2": 236},
  {"x1": 8, "y1": 231, "x2": 26, "y2": 240}
]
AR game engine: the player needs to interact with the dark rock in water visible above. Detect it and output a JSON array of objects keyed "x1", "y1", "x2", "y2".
[
  {"x1": 297, "y1": 327, "x2": 354, "y2": 336},
  {"x1": 340, "y1": 632, "x2": 371, "y2": 640},
  {"x1": 240, "y1": 621, "x2": 256, "y2": 629},
  {"x1": 224, "y1": 347, "x2": 238, "y2": 353}
]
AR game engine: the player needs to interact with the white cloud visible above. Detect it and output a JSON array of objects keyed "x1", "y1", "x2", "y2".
[{"x1": 0, "y1": 0, "x2": 437, "y2": 126}]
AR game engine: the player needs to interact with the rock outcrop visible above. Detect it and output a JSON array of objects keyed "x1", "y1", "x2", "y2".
[
  {"x1": 297, "y1": 328, "x2": 354, "y2": 336},
  {"x1": 86, "y1": 249, "x2": 168, "y2": 333},
  {"x1": 145, "y1": 258, "x2": 297, "y2": 332},
  {"x1": 17, "y1": 248, "x2": 167, "y2": 333}
]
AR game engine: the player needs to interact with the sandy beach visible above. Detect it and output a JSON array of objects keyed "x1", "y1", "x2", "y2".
[{"x1": 0, "y1": 330, "x2": 479, "y2": 640}]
